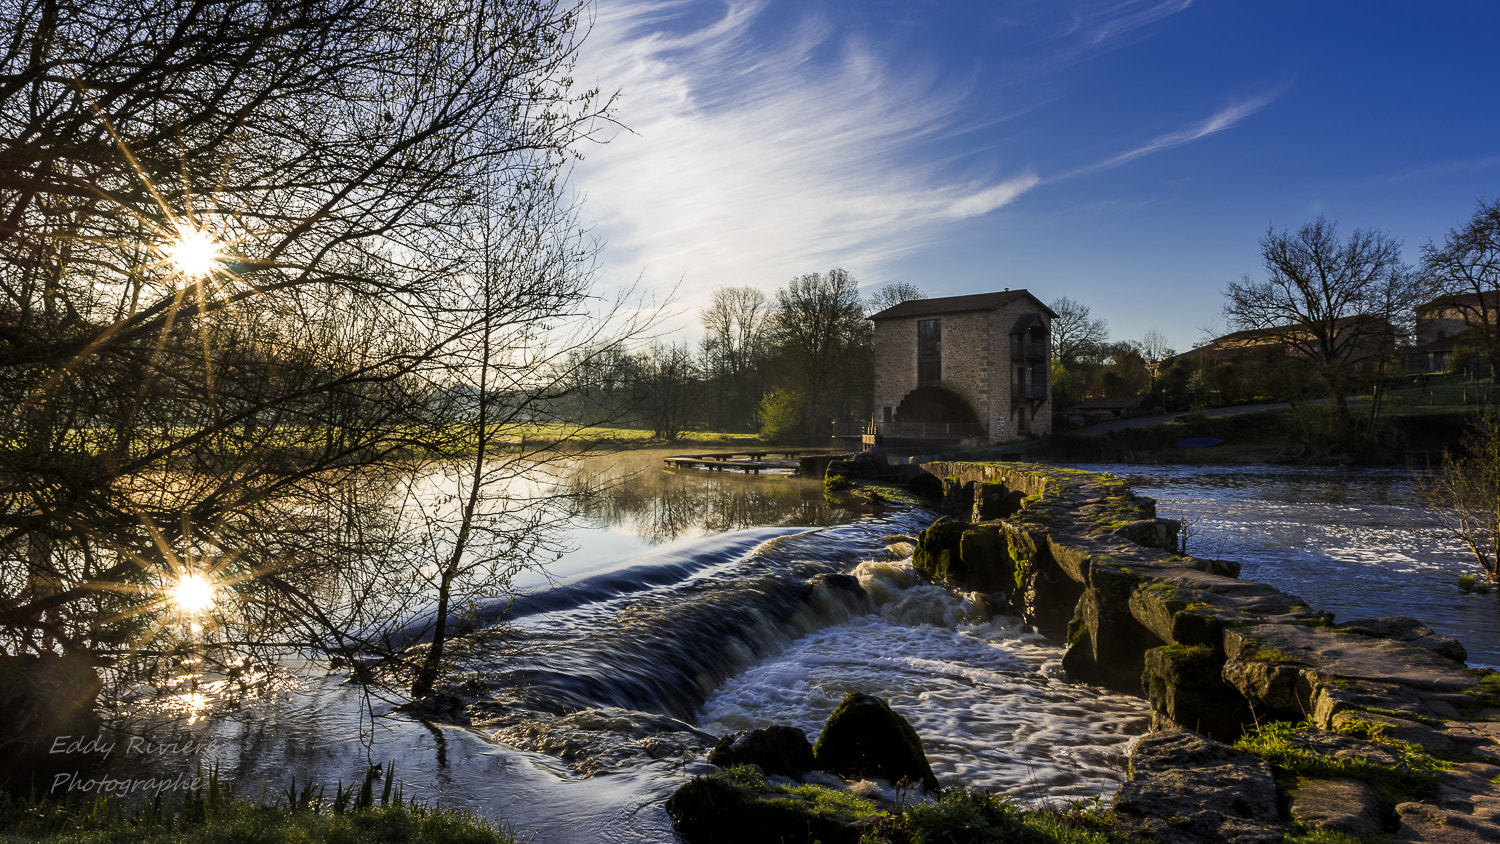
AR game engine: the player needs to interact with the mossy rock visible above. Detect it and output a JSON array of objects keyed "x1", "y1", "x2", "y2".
[
  {"x1": 957, "y1": 527, "x2": 1010, "y2": 593},
  {"x1": 913, "y1": 518, "x2": 969, "y2": 583},
  {"x1": 709, "y1": 726, "x2": 815, "y2": 779},
  {"x1": 666, "y1": 769, "x2": 867, "y2": 844},
  {"x1": 812, "y1": 693, "x2": 939, "y2": 790}
]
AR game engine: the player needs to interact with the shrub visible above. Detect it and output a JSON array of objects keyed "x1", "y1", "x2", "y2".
[{"x1": 757, "y1": 387, "x2": 808, "y2": 443}]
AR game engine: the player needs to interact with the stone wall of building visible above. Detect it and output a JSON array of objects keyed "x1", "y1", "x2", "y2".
[{"x1": 872, "y1": 299, "x2": 1051, "y2": 443}]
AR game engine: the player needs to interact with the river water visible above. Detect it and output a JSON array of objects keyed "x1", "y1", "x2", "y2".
[
  {"x1": 1079, "y1": 463, "x2": 1500, "y2": 667},
  {"x1": 103, "y1": 455, "x2": 1493, "y2": 842}
]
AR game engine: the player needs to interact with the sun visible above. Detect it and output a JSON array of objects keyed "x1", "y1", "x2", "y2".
[
  {"x1": 164, "y1": 226, "x2": 222, "y2": 278},
  {"x1": 169, "y1": 573, "x2": 218, "y2": 614}
]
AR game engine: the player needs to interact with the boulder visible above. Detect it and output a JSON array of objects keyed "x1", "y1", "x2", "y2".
[
  {"x1": 665, "y1": 773, "x2": 864, "y2": 844},
  {"x1": 912, "y1": 518, "x2": 968, "y2": 584},
  {"x1": 708, "y1": 726, "x2": 816, "y2": 779},
  {"x1": 1113, "y1": 729, "x2": 1282, "y2": 844},
  {"x1": 811, "y1": 693, "x2": 938, "y2": 790}
]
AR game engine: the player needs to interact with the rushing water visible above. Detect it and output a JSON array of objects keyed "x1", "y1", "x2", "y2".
[
  {"x1": 109, "y1": 457, "x2": 1491, "y2": 842},
  {"x1": 1076, "y1": 463, "x2": 1500, "y2": 667},
  {"x1": 107, "y1": 452, "x2": 1148, "y2": 842}
]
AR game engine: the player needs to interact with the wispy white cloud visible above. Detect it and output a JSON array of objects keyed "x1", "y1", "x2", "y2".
[
  {"x1": 1065, "y1": 91, "x2": 1281, "y2": 177},
  {"x1": 1076, "y1": 0, "x2": 1194, "y2": 45},
  {"x1": 1378, "y1": 154, "x2": 1500, "y2": 184},
  {"x1": 572, "y1": 1, "x2": 1038, "y2": 316}
]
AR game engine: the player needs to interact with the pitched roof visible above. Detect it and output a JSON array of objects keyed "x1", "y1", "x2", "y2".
[{"x1": 868, "y1": 289, "x2": 1056, "y2": 321}]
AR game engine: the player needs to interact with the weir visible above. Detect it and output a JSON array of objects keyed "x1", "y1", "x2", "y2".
[{"x1": 913, "y1": 462, "x2": 1500, "y2": 841}]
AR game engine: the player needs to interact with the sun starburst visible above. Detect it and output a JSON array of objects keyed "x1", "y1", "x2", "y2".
[
  {"x1": 169, "y1": 573, "x2": 218, "y2": 615},
  {"x1": 164, "y1": 225, "x2": 222, "y2": 278}
]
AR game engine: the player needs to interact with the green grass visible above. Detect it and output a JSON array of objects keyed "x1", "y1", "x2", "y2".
[
  {"x1": 0, "y1": 767, "x2": 516, "y2": 844},
  {"x1": 676, "y1": 770, "x2": 1144, "y2": 844},
  {"x1": 1234, "y1": 720, "x2": 1447, "y2": 807},
  {"x1": 869, "y1": 789, "x2": 1143, "y2": 844}
]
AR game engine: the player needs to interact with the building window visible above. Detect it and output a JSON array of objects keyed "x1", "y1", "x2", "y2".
[
  {"x1": 917, "y1": 319, "x2": 941, "y2": 384},
  {"x1": 882, "y1": 406, "x2": 893, "y2": 422}
]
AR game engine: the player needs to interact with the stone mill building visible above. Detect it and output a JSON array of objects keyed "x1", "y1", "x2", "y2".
[{"x1": 868, "y1": 290, "x2": 1054, "y2": 445}]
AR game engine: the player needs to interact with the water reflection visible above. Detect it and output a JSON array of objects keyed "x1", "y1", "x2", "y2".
[{"x1": 566, "y1": 450, "x2": 842, "y2": 545}]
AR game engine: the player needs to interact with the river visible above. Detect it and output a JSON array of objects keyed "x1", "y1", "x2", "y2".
[
  {"x1": 1080, "y1": 463, "x2": 1500, "y2": 667},
  {"x1": 103, "y1": 454, "x2": 1493, "y2": 842}
]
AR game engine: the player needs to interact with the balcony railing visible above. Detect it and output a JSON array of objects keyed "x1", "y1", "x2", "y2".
[
  {"x1": 1011, "y1": 340, "x2": 1048, "y2": 360},
  {"x1": 1012, "y1": 383, "x2": 1048, "y2": 400},
  {"x1": 836, "y1": 421, "x2": 987, "y2": 440}
]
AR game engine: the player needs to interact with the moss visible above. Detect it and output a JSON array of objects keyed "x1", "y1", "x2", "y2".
[
  {"x1": 1249, "y1": 647, "x2": 1306, "y2": 666},
  {"x1": 1464, "y1": 671, "x2": 1500, "y2": 708},
  {"x1": 1281, "y1": 832, "x2": 1365, "y2": 844},
  {"x1": 0, "y1": 783, "x2": 516, "y2": 844},
  {"x1": 1067, "y1": 613, "x2": 1088, "y2": 646},
  {"x1": 864, "y1": 789, "x2": 1143, "y2": 844},
  {"x1": 1359, "y1": 707, "x2": 1444, "y2": 728},
  {"x1": 1235, "y1": 720, "x2": 1447, "y2": 807}
]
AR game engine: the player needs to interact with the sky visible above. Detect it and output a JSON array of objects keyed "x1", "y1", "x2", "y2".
[{"x1": 568, "y1": 0, "x2": 1500, "y2": 354}]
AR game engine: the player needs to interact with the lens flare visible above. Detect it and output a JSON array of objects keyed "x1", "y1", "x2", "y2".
[
  {"x1": 169, "y1": 573, "x2": 217, "y2": 614},
  {"x1": 165, "y1": 226, "x2": 221, "y2": 278}
]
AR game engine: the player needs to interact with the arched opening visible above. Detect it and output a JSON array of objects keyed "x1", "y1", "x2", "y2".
[{"x1": 893, "y1": 385, "x2": 980, "y2": 427}]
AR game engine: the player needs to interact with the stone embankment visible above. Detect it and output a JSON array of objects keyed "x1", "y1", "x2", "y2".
[{"x1": 917, "y1": 461, "x2": 1500, "y2": 843}]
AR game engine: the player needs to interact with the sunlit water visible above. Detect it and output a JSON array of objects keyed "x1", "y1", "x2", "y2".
[
  {"x1": 1074, "y1": 463, "x2": 1500, "y2": 666},
  {"x1": 108, "y1": 452, "x2": 1148, "y2": 842}
]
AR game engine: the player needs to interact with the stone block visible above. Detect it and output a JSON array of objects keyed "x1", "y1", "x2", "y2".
[{"x1": 1287, "y1": 778, "x2": 1384, "y2": 838}]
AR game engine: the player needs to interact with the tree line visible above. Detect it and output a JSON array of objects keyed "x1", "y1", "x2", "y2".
[
  {"x1": 559, "y1": 272, "x2": 925, "y2": 443},
  {"x1": 1053, "y1": 200, "x2": 1500, "y2": 444}
]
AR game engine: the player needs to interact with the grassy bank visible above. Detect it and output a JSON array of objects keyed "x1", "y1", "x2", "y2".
[{"x1": 0, "y1": 769, "x2": 517, "y2": 844}]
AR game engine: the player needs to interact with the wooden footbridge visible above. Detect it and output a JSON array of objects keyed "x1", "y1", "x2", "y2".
[{"x1": 662, "y1": 449, "x2": 833, "y2": 474}]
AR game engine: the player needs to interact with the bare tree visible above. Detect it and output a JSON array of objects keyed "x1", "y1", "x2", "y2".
[
  {"x1": 771, "y1": 269, "x2": 867, "y2": 439},
  {"x1": 700, "y1": 286, "x2": 769, "y2": 430},
  {"x1": 631, "y1": 341, "x2": 700, "y2": 442},
  {"x1": 1048, "y1": 296, "x2": 1110, "y2": 365},
  {"x1": 866, "y1": 282, "x2": 926, "y2": 315},
  {"x1": 1423, "y1": 198, "x2": 1500, "y2": 374},
  {"x1": 0, "y1": 0, "x2": 618, "y2": 701},
  {"x1": 1416, "y1": 411, "x2": 1500, "y2": 586},
  {"x1": 1223, "y1": 217, "x2": 1407, "y2": 432},
  {"x1": 1139, "y1": 328, "x2": 1175, "y2": 405}
]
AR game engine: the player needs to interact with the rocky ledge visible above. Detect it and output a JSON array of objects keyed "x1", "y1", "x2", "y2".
[{"x1": 912, "y1": 461, "x2": 1500, "y2": 843}]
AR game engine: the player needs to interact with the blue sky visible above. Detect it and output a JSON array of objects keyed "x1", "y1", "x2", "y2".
[{"x1": 571, "y1": 1, "x2": 1500, "y2": 353}]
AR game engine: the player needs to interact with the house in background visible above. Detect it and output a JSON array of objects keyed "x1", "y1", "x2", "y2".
[
  {"x1": 868, "y1": 290, "x2": 1055, "y2": 446},
  {"x1": 1407, "y1": 291, "x2": 1499, "y2": 373}
]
